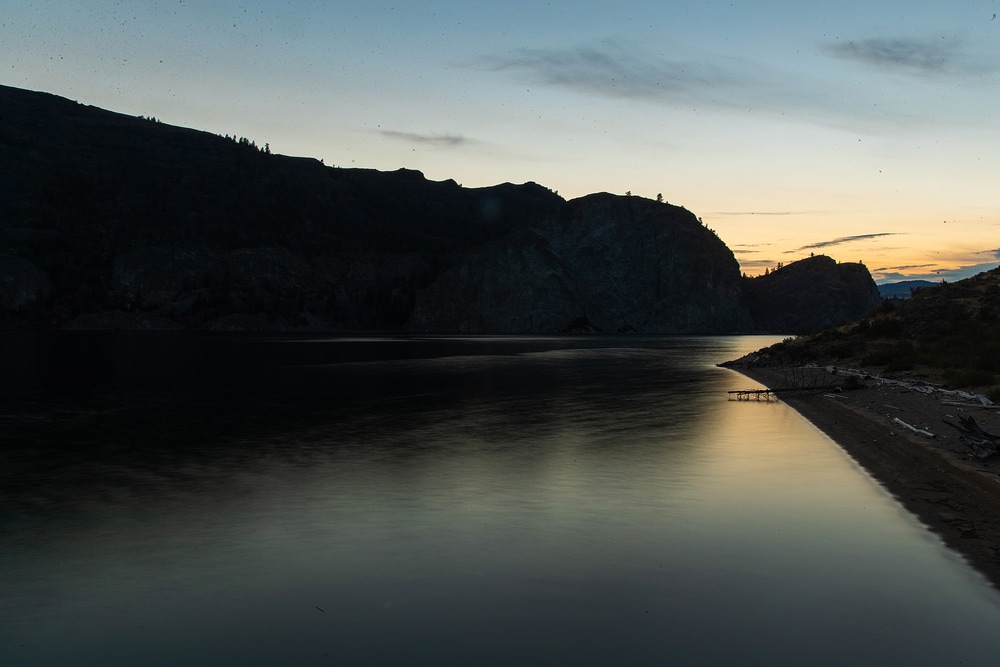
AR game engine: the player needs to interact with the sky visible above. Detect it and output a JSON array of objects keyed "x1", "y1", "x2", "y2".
[{"x1": 3, "y1": 1, "x2": 999, "y2": 282}]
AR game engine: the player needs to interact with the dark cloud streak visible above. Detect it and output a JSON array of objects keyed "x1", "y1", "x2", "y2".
[
  {"x1": 822, "y1": 36, "x2": 976, "y2": 75},
  {"x1": 877, "y1": 261, "x2": 1000, "y2": 283},
  {"x1": 475, "y1": 42, "x2": 755, "y2": 104},
  {"x1": 793, "y1": 232, "x2": 899, "y2": 252},
  {"x1": 473, "y1": 38, "x2": 992, "y2": 132},
  {"x1": 470, "y1": 41, "x2": 902, "y2": 130},
  {"x1": 873, "y1": 263, "x2": 936, "y2": 272},
  {"x1": 380, "y1": 130, "x2": 471, "y2": 147}
]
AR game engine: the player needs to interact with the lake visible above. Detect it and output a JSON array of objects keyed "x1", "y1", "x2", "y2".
[{"x1": 2, "y1": 333, "x2": 1000, "y2": 665}]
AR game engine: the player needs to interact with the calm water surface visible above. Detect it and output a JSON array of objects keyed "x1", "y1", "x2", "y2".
[{"x1": 2, "y1": 333, "x2": 1000, "y2": 665}]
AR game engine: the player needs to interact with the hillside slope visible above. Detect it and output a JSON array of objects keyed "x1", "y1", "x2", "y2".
[
  {"x1": 1, "y1": 84, "x2": 879, "y2": 333},
  {"x1": 740, "y1": 266, "x2": 1000, "y2": 397}
]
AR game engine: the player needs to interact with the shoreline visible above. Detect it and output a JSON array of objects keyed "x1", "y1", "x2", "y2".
[{"x1": 729, "y1": 364, "x2": 1000, "y2": 590}]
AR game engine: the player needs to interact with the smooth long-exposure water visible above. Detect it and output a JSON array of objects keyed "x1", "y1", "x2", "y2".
[{"x1": 2, "y1": 333, "x2": 1000, "y2": 665}]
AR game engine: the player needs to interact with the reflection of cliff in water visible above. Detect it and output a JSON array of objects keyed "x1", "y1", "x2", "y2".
[{"x1": 0, "y1": 333, "x2": 736, "y2": 514}]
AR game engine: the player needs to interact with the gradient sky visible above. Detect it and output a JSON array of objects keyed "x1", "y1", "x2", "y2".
[{"x1": 4, "y1": 1, "x2": 999, "y2": 282}]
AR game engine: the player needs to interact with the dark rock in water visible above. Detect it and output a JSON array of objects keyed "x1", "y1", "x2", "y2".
[{"x1": 743, "y1": 255, "x2": 882, "y2": 333}]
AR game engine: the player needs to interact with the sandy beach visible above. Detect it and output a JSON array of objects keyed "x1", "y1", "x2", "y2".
[{"x1": 729, "y1": 364, "x2": 1000, "y2": 589}]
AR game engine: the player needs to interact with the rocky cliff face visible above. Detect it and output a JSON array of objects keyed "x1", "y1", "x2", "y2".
[
  {"x1": 410, "y1": 195, "x2": 750, "y2": 333},
  {"x1": 0, "y1": 84, "x2": 882, "y2": 333},
  {"x1": 742, "y1": 255, "x2": 882, "y2": 333},
  {"x1": 0, "y1": 254, "x2": 51, "y2": 313}
]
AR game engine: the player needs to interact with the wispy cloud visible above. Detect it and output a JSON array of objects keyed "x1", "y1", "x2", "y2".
[
  {"x1": 474, "y1": 42, "x2": 760, "y2": 105},
  {"x1": 713, "y1": 211, "x2": 796, "y2": 216},
  {"x1": 873, "y1": 263, "x2": 936, "y2": 272},
  {"x1": 473, "y1": 39, "x2": 991, "y2": 132},
  {"x1": 938, "y1": 261, "x2": 1000, "y2": 280},
  {"x1": 821, "y1": 36, "x2": 998, "y2": 78},
  {"x1": 471, "y1": 41, "x2": 907, "y2": 130},
  {"x1": 873, "y1": 271, "x2": 928, "y2": 283},
  {"x1": 738, "y1": 258, "x2": 781, "y2": 274},
  {"x1": 793, "y1": 233, "x2": 899, "y2": 252},
  {"x1": 380, "y1": 130, "x2": 472, "y2": 147},
  {"x1": 823, "y1": 37, "x2": 959, "y2": 73},
  {"x1": 875, "y1": 261, "x2": 1000, "y2": 283}
]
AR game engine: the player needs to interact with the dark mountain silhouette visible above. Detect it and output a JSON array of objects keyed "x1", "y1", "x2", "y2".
[
  {"x1": 0, "y1": 84, "x2": 879, "y2": 333},
  {"x1": 742, "y1": 255, "x2": 882, "y2": 334}
]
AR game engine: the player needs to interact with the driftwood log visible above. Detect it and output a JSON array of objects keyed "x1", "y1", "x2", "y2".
[
  {"x1": 942, "y1": 415, "x2": 1000, "y2": 459},
  {"x1": 893, "y1": 417, "x2": 934, "y2": 438}
]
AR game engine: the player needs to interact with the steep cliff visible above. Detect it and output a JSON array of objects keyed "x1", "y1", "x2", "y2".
[
  {"x1": 742, "y1": 255, "x2": 882, "y2": 333},
  {"x1": 410, "y1": 194, "x2": 749, "y2": 333}
]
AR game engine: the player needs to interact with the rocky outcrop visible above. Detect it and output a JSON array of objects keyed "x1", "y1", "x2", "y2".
[
  {"x1": 742, "y1": 255, "x2": 882, "y2": 333},
  {"x1": 111, "y1": 247, "x2": 219, "y2": 312},
  {"x1": 547, "y1": 195, "x2": 749, "y2": 333},
  {"x1": 0, "y1": 254, "x2": 51, "y2": 314},
  {"x1": 410, "y1": 195, "x2": 750, "y2": 333}
]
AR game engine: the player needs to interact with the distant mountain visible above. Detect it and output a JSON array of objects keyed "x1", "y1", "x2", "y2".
[
  {"x1": 0, "y1": 84, "x2": 880, "y2": 333},
  {"x1": 878, "y1": 280, "x2": 936, "y2": 299}
]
